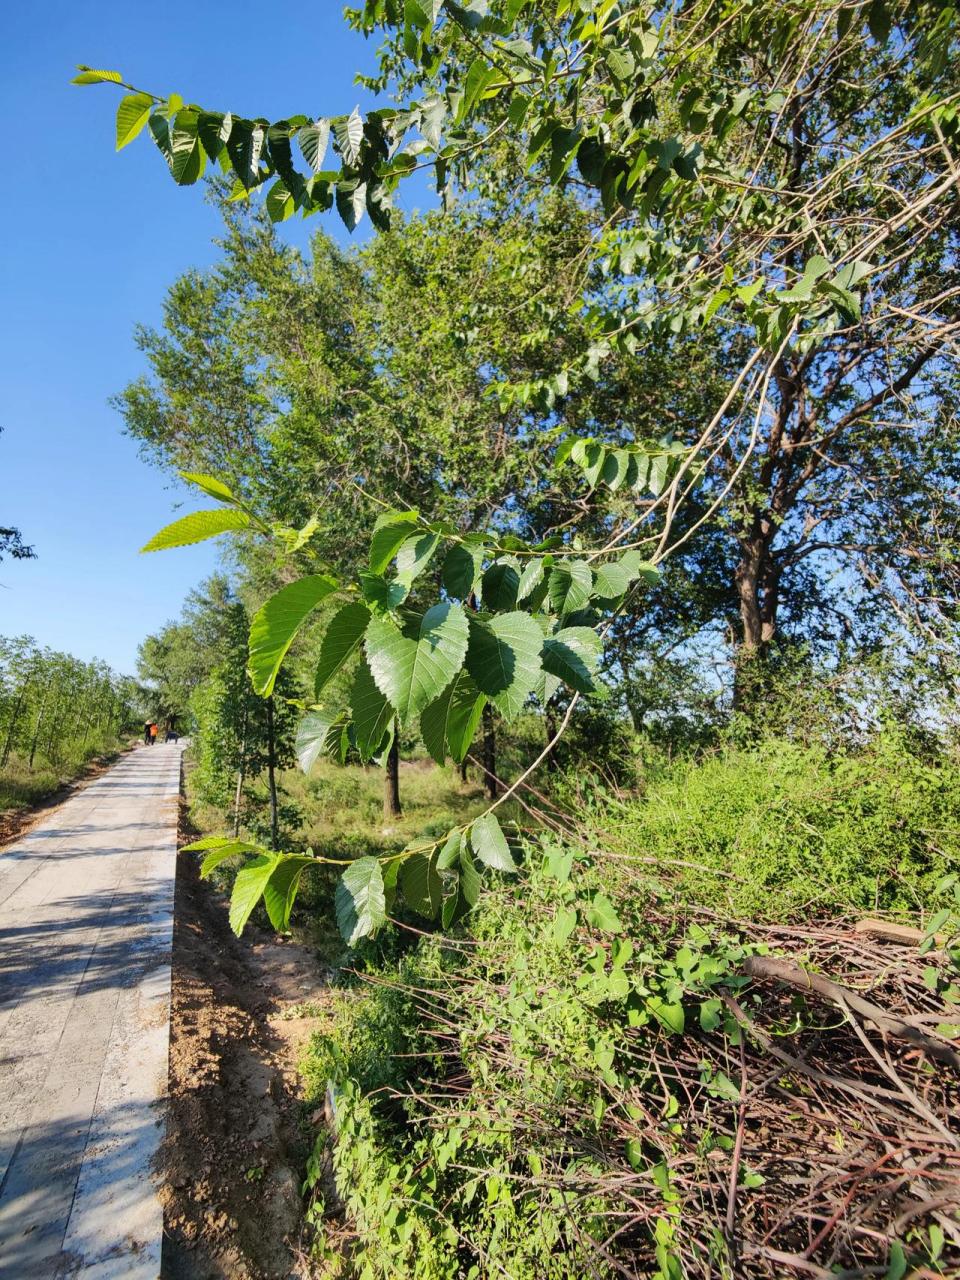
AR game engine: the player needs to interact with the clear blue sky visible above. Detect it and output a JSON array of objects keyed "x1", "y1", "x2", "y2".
[{"x1": 0, "y1": 1, "x2": 398, "y2": 675}]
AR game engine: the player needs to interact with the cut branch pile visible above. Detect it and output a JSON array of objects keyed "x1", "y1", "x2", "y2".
[{"x1": 394, "y1": 916, "x2": 960, "y2": 1278}]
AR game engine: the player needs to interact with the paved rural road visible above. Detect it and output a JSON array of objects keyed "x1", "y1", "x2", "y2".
[{"x1": 0, "y1": 744, "x2": 182, "y2": 1279}]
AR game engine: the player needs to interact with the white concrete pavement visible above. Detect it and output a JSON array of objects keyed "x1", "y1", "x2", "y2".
[{"x1": 0, "y1": 743, "x2": 182, "y2": 1278}]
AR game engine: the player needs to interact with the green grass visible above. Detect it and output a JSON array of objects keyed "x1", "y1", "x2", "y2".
[{"x1": 0, "y1": 742, "x2": 126, "y2": 817}]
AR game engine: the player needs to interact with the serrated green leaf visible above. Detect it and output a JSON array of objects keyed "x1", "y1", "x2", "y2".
[
  {"x1": 335, "y1": 856, "x2": 386, "y2": 944},
  {"x1": 298, "y1": 118, "x2": 330, "y2": 172},
  {"x1": 542, "y1": 626, "x2": 603, "y2": 694},
  {"x1": 197, "y1": 840, "x2": 262, "y2": 877},
  {"x1": 442, "y1": 541, "x2": 484, "y2": 598},
  {"x1": 333, "y1": 107, "x2": 364, "y2": 166},
  {"x1": 548, "y1": 560, "x2": 593, "y2": 616},
  {"x1": 601, "y1": 449, "x2": 631, "y2": 490},
  {"x1": 516, "y1": 557, "x2": 545, "y2": 602},
  {"x1": 471, "y1": 812, "x2": 517, "y2": 873},
  {"x1": 465, "y1": 612, "x2": 543, "y2": 720},
  {"x1": 263, "y1": 855, "x2": 316, "y2": 931},
  {"x1": 437, "y1": 828, "x2": 463, "y2": 870},
  {"x1": 592, "y1": 559, "x2": 633, "y2": 600},
  {"x1": 350, "y1": 657, "x2": 396, "y2": 761},
  {"x1": 72, "y1": 66, "x2": 123, "y2": 85},
  {"x1": 619, "y1": 551, "x2": 660, "y2": 585},
  {"x1": 296, "y1": 709, "x2": 350, "y2": 773},
  {"x1": 141, "y1": 508, "x2": 249, "y2": 553},
  {"x1": 336, "y1": 179, "x2": 367, "y2": 231},
  {"x1": 179, "y1": 472, "x2": 238, "y2": 504},
  {"x1": 229, "y1": 855, "x2": 277, "y2": 935},
  {"x1": 396, "y1": 532, "x2": 441, "y2": 586},
  {"x1": 170, "y1": 109, "x2": 205, "y2": 185},
  {"x1": 366, "y1": 603, "x2": 469, "y2": 726},
  {"x1": 369, "y1": 508, "x2": 420, "y2": 574},
  {"x1": 420, "y1": 669, "x2": 486, "y2": 765},
  {"x1": 266, "y1": 178, "x2": 296, "y2": 221},
  {"x1": 315, "y1": 602, "x2": 371, "y2": 697},
  {"x1": 248, "y1": 575, "x2": 339, "y2": 696},
  {"x1": 481, "y1": 559, "x2": 520, "y2": 610},
  {"x1": 400, "y1": 851, "x2": 442, "y2": 918},
  {"x1": 359, "y1": 572, "x2": 410, "y2": 612},
  {"x1": 459, "y1": 842, "x2": 481, "y2": 905},
  {"x1": 116, "y1": 92, "x2": 153, "y2": 150}
]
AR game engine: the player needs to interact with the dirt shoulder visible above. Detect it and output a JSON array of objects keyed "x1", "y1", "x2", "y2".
[
  {"x1": 0, "y1": 743, "x2": 136, "y2": 850},
  {"x1": 160, "y1": 797, "x2": 329, "y2": 1280}
]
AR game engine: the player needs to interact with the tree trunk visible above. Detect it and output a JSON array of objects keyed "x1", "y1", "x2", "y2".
[
  {"x1": 1, "y1": 687, "x2": 27, "y2": 768},
  {"x1": 28, "y1": 684, "x2": 50, "y2": 769},
  {"x1": 732, "y1": 531, "x2": 780, "y2": 714},
  {"x1": 384, "y1": 723, "x2": 402, "y2": 820},
  {"x1": 233, "y1": 701, "x2": 249, "y2": 838},
  {"x1": 482, "y1": 704, "x2": 499, "y2": 800},
  {"x1": 266, "y1": 696, "x2": 279, "y2": 850}
]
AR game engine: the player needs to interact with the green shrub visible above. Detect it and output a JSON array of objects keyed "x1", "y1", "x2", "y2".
[{"x1": 605, "y1": 728, "x2": 960, "y2": 920}]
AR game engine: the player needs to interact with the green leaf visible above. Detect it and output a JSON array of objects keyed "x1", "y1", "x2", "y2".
[
  {"x1": 298, "y1": 118, "x2": 330, "y2": 172},
  {"x1": 647, "y1": 996, "x2": 685, "y2": 1034},
  {"x1": 359, "y1": 572, "x2": 410, "y2": 613},
  {"x1": 315, "y1": 602, "x2": 371, "y2": 697},
  {"x1": 369, "y1": 508, "x2": 420, "y2": 574},
  {"x1": 420, "y1": 669, "x2": 486, "y2": 764},
  {"x1": 481, "y1": 559, "x2": 520, "y2": 610},
  {"x1": 442, "y1": 541, "x2": 484, "y2": 598},
  {"x1": 883, "y1": 1242, "x2": 907, "y2": 1280},
  {"x1": 198, "y1": 111, "x2": 231, "y2": 161},
  {"x1": 116, "y1": 92, "x2": 153, "y2": 149},
  {"x1": 170, "y1": 109, "x2": 205, "y2": 185},
  {"x1": 619, "y1": 551, "x2": 660, "y2": 585},
  {"x1": 396, "y1": 532, "x2": 441, "y2": 586},
  {"x1": 571, "y1": 439, "x2": 605, "y2": 488},
  {"x1": 585, "y1": 893, "x2": 622, "y2": 932},
  {"x1": 552, "y1": 905, "x2": 578, "y2": 945},
  {"x1": 365, "y1": 603, "x2": 469, "y2": 726},
  {"x1": 296, "y1": 709, "x2": 350, "y2": 773},
  {"x1": 195, "y1": 840, "x2": 262, "y2": 878},
  {"x1": 465, "y1": 612, "x2": 544, "y2": 720},
  {"x1": 437, "y1": 829, "x2": 463, "y2": 870},
  {"x1": 542, "y1": 626, "x2": 603, "y2": 694},
  {"x1": 592, "y1": 559, "x2": 633, "y2": 600},
  {"x1": 179, "y1": 471, "x2": 238, "y2": 504},
  {"x1": 263, "y1": 855, "x2": 316, "y2": 931},
  {"x1": 266, "y1": 179, "x2": 296, "y2": 222},
  {"x1": 333, "y1": 107, "x2": 364, "y2": 166},
  {"x1": 459, "y1": 841, "x2": 481, "y2": 906},
  {"x1": 72, "y1": 66, "x2": 123, "y2": 85},
  {"x1": 601, "y1": 449, "x2": 631, "y2": 490},
  {"x1": 471, "y1": 811, "x2": 517, "y2": 873},
  {"x1": 141, "y1": 508, "x2": 249, "y2": 552},
  {"x1": 229, "y1": 855, "x2": 277, "y2": 935},
  {"x1": 400, "y1": 851, "x2": 442, "y2": 918},
  {"x1": 248, "y1": 575, "x2": 339, "y2": 697},
  {"x1": 516, "y1": 557, "x2": 546, "y2": 602},
  {"x1": 548, "y1": 560, "x2": 593, "y2": 616},
  {"x1": 350, "y1": 658, "x2": 395, "y2": 761},
  {"x1": 226, "y1": 121, "x2": 265, "y2": 189},
  {"x1": 335, "y1": 856, "x2": 387, "y2": 945},
  {"x1": 336, "y1": 180, "x2": 367, "y2": 231}
]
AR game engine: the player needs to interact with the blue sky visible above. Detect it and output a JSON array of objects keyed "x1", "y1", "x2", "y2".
[{"x1": 0, "y1": 2, "x2": 403, "y2": 675}]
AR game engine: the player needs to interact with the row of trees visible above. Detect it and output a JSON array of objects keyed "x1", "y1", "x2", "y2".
[
  {"x1": 136, "y1": 577, "x2": 297, "y2": 845},
  {"x1": 0, "y1": 636, "x2": 138, "y2": 772}
]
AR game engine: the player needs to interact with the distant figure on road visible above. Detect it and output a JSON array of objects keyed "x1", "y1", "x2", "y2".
[
  {"x1": 148, "y1": 722, "x2": 158, "y2": 745},
  {"x1": 143, "y1": 722, "x2": 152, "y2": 745},
  {"x1": 165, "y1": 719, "x2": 179, "y2": 743}
]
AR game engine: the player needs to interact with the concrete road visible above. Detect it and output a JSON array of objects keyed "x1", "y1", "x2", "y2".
[{"x1": 0, "y1": 744, "x2": 182, "y2": 1278}]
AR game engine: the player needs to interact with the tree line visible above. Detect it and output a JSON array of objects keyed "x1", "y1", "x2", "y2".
[{"x1": 0, "y1": 636, "x2": 138, "y2": 773}]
